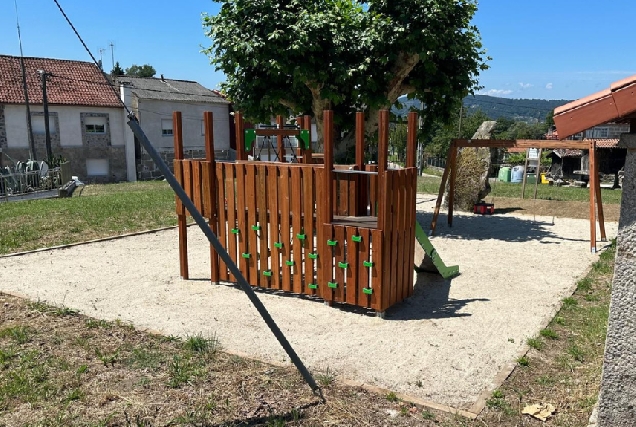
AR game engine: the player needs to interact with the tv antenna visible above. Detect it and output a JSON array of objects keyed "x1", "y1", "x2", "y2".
[{"x1": 109, "y1": 42, "x2": 115, "y2": 71}]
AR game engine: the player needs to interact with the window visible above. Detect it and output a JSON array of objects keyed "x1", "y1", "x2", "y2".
[
  {"x1": 85, "y1": 116, "x2": 106, "y2": 134},
  {"x1": 587, "y1": 127, "x2": 608, "y2": 139},
  {"x1": 86, "y1": 158, "x2": 109, "y2": 176},
  {"x1": 31, "y1": 114, "x2": 57, "y2": 134},
  {"x1": 161, "y1": 119, "x2": 173, "y2": 136}
]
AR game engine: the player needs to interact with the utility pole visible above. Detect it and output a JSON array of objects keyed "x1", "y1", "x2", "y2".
[
  {"x1": 457, "y1": 105, "x2": 464, "y2": 137},
  {"x1": 109, "y1": 42, "x2": 115, "y2": 72},
  {"x1": 38, "y1": 70, "x2": 53, "y2": 161}
]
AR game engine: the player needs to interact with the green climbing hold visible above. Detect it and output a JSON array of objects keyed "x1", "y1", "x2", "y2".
[
  {"x1": 241, "y1": 253, "x2": 251, "y2": 259},
  {"x1": 351, "y1": 235, "x2": 362, "y2": 243},
  {"x1": 274, "y1": 242, "x2": 283, "y2": 249},
  {"x1": 363, "y1": 261, "x2": 374, "y2": 268},
  {"x1": 362, "y1": 287, "x2": 373, "y2": 295},
  {"x1": 231, "y1": 228, "x2": 240, "y2": 234},
  {"x1": 308, "y1": 283, "x2": 318, "y2": 290},
  {"x1": 327, "y1": 281, "x2": 338, "y2": 289},
  {"x1": 244, "y1": 129, "x2": 256, "y2": 151},
  {"x1": 263, "y1": 270, "x2": 272, "y2": 277},
  {"x1": 327, "y1": 240, "x2": 337, "y2": 246},
  {"x1": 296, "y1": 233, "x2": 306, "y2": 240},
  {"x1": 251, "y1": 225, "x2": 261, "y2": 231},
  {"x1": 338, "y1": 262, "x2": 349, "y2": 269},
  {"x1": 285, "y1": 260, "x2": 294, "y2": 266},
  {"x1": 308, "y1": 253, "x2": 318, "y2": 260},
  {"x1": 298, "y1": 129, "x2": 310, "y2": 150}
]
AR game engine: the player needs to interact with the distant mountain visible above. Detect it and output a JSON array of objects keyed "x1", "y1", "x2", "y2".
[{"x1": 393, "y1": 95, "x2": 572, "y2": 123}]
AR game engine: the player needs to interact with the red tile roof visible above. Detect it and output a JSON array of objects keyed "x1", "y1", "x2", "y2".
[
  {"x1": 0, "y1": 55, "x2": 122, "y2": 108},
  {"x1": 553, "y1": 74, "x2": 636, "y2": 138},
  {"x1": 588, "y1": 138, "x2": 620, "y2": 148}
]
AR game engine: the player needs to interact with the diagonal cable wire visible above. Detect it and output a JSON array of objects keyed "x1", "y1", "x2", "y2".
[{"x1": 50, "y1": 0, "x2": 323, "y2": 400}]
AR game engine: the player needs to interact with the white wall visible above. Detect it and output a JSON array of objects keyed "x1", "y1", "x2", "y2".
[
  {"x1": 4, "y1": 105, "x2": 29, "y2": 148},
  {"x1": 4, "y1": 104, "x2": 126, "y2": 148},
  {"x1": 137, "y1": 99, "x2": 230, "y2": 150}
]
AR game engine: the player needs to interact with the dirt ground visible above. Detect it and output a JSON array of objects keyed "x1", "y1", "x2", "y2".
[
  {"x1": 488, "y1": 197, "x2": 620, "y2": 222},
  {"x1": 0, "y1": 195, "x2": 618, "y2": 416}
]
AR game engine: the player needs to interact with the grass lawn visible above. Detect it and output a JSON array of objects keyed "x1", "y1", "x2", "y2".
[
  {"x1": 0, "y1": 181, "x2": 176, "y2": 255},
  {"x1": 417, "y1": 176, "x2": 623, "y2": 204}
]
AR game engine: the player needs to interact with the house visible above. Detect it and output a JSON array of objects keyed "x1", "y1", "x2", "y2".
[
  {"x1": 0, "y1": 55, "x2": 129, "y2": 182},
  {"x1": 117, "y1": 75, "x2": 232, "y2": 180}
]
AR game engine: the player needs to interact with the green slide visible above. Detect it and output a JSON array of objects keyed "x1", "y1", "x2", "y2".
[{"x1": 414, "y1": 221, "x2": 460, "y2": 279}]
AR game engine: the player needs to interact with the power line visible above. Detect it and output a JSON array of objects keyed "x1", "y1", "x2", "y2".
[
  {"x1": 14, "y1": 0, "x2": 36, "y2": 160},
  {"x1": 50, "y1": 0, "x2": 322, "y2": 398}
]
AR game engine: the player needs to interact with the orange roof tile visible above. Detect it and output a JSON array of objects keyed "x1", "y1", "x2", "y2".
[
  {"x1": 554, "y1": 74, "x2": 636, "y2": 139},
  {"x1": 0, "y1": 55, "x2": 121, "y2": 108},
  {"x1": 589, "y1": 138, "x2": 620, "y2": 148}
]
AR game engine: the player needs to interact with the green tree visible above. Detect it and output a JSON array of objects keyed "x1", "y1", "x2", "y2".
[
  {"x1": 545, "y1": 109, "x2": 555, "y2": 127},
  {"x1": 125, "y1": 64, "x2": 156, "y2": 78},
  {"x1": 111, "y1": 62, "x2": 125, "y2": 76},
  {"x1": 203, "y1": 0, "x2": 488, "y2": 153}
]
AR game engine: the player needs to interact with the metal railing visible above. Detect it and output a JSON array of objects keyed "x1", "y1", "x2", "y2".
[{"x1": 1, "y1": 162, "x2": 71, "y2": 201}]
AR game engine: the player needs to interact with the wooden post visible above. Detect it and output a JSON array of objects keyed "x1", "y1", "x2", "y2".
[
  {"x1": 323, "y1": 110, "x2": 334, "y2": 224},
  {"x1": 589, "y1": 140, "x2": 597, "y2": 253},
  {"x1": 303, "y1": 115, "x2": 313, "y2": 164},
  {"x1": 533, "y1": 148, "x2": 542, "y2": 199},
  {"x1": 521, "y1": 150, "x2": 530, "y2": 199},
  {"x1": 173, "y1": 111, "x2": 189, "y2": 279},
  {"x1": 447, "y1": 142, "x2": 458, "y2": 227},
  {"x1": 235, "y1": 112, "x2": 246, "y2": 160},
  {"x1": 204, "y1": 112, "x2": 220, "y2": 284},
  {"x1": 593, "y1": 142, "x2": 607, "y2": 241},
  {"x1": 355, "y1": 112, "x2": 367, "y2": 215},
  {"x1": 277, "y1": 115, "x2": 285, "y2": 162},
  {"x1": 406, "y1": 112, "x2": 418, "y2": 168},
  {"x1": 429, "y1": 146, "x2": 454, "y2": 235},
  {"x1": 377, "y1": 110, "x2": 389, "y2": 231}
]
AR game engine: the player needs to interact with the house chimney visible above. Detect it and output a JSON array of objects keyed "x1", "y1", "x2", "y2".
[{"x1": 160, "y1": 74, "x2": 165, "y2": 81}]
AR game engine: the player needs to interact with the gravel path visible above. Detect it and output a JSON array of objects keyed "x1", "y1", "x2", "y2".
[{"x1": 0, "y1": 195, "x2": 617, "y2": 410}]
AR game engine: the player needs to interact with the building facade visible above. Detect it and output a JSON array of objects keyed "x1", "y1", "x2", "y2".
[
  {"x1": 117, "y1": 76, "x2": 232, "y2": 180},
  {"x1": 0, "y1": 55, "x2": 128, "y2": 182}
]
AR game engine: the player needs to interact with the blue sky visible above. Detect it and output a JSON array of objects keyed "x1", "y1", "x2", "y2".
[{"x1": 1, "y1": 0, "x2": 635, "y2": 102}]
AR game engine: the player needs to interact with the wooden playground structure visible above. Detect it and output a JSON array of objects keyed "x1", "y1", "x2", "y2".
[
  {"x1": 173, "y1": 110, "x2": 421, "y2": 314},
  {"x1": 430, "y1": 138, "x2": 607, "y2": 252}
]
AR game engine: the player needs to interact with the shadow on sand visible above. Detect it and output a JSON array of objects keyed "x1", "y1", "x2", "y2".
[{"x1": 416, "y1": 210, "x2": 588, "y2": 244}]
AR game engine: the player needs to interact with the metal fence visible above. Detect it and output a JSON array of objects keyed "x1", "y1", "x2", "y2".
[{"x1": 1, "y1": 162, "x2": 71, "y2": 201}]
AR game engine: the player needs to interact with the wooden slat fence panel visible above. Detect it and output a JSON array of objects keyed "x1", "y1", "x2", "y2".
[
  {"x1": 279, "y1": 167, "x2": 292, "y2": 292},
  {"x1": 257, "y1": 165, "x2": 270, "y2": 288},
  {"x1": 225, "y1": 163, "x2": 238, "y2": 282},
  {"x1": 291, "y1": 167, "x2": 303, "y2": 294},
  {"x1": 267, "y1": 165, "x2": 282, "y2": 290},
  {"x1": 303, "y1": 167, "x2": 316, "y2": 295},
  {"x1": 216, "y1": 163, "x2": 229, "y2": 281},
  {"x1": 174, "y1": 159, "x2": 419, "y2": 314},
  {"x1": 246, "y1": 166, "x2": 258, "y2": 286},
  {"x1": 345, "y1": 227, "x2": 359, "y2": 306}
]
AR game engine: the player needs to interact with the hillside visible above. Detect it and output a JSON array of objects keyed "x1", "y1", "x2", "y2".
[{"x1": 394, "y1": 95, "x2": 571, "y2": 123}]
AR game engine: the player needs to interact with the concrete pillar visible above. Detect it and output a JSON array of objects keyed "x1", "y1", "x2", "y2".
[
  {"x1": 119, "y1": 83, "x2": 137, "y2": 182},
  {"x1": 597, "y1": 131, "x2": 636, "y2": 426}
]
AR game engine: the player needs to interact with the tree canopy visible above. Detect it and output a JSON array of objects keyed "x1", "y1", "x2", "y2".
[
  {"x1": 125, "y1": 64, "x2": 156, "y2": 78},
  {"x1": 203, "y1": 0, "x2": 488, "y2": 153},
  {"x1": 111, "y1": 62, "x2": 125, "y2": 76}
]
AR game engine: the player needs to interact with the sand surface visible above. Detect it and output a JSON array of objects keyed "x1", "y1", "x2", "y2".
[{"x1": 0, "y1": 195, "x2": 617, "y2": 410}]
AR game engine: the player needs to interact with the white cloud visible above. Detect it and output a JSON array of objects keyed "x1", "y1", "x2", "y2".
[
  {"x1": 519, "y1": 82, "x2": 533, "y2": 89},
  {"x1": 478, "y1": 89, "x2": 513, "y2": 96},
  {"x1": 546, "y1": 83, "x2": 553, "y2": 90}
]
